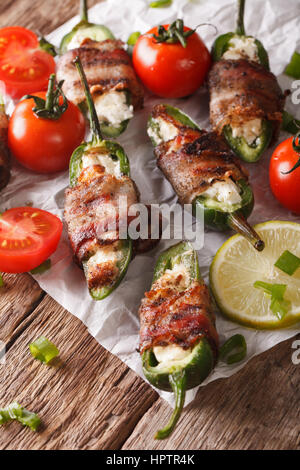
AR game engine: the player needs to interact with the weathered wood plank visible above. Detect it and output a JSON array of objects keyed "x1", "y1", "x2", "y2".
[
  {"x1": 0, "y1": 273, "x2": 43, "y2": 345},
  {"x1": 0, "y1": 0, "x2": 100, "y2": 33},
  {"x1": 123, "y1": 336, "x2": 300, "y2": 450},
  {"x1": 0, "y1": 295, "x2": 158, "y2": 450}
]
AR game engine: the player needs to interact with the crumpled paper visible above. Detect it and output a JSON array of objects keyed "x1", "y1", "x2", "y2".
[{"x1": 1, "y1": 0, "x2": 300, "y2": 407}]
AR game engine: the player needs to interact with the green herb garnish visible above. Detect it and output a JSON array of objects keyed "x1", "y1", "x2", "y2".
[
  {"x1": 29, "y1": 336, "x2": 59, "y2": 364},
  {"x1": 275, "y1": 250, "x2": 300, "y2": 276},
  {"x1": 0, "y1": 402, "x2": 40, "y2": 431},
  {"x1": 219, "y1": 334, "x2": 247, "y2": 364},
  {"x1": 285, "y1": 51, "x2": 300, "y2": 79},
  {"x1": 150, "y1": 0, "x2": 172, "y2": 7},
  {"x1": 30, "y1": 259, "x2": 51, "y2": 275},
  {"x1": 254, "y1": 281, "x2": 291, "y2": 320}
]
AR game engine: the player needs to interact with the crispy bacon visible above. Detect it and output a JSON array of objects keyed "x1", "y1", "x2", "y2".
[
  {"x1": 139, "y1": 280, "x2": 218, "y2": 357},
  {"x1": 152, "y1": 105, "x2": 248, "y2": 205},
  {"x1": 57, "y1": 39, "x2": 144, "y2": 109},
  {"x1": 64, "y1": 173, "x2": 139, "y2": 263},
  {"x1": 0, "y1": 108, "x2": 10, "y2": 191},
  {"x1": 208, "y1": 59, "x2": 285, "y2": 142}
]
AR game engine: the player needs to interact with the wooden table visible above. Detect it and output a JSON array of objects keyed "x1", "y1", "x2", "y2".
[{"x1": 0, "y1": 0, "x2": 299, "y2": 451}]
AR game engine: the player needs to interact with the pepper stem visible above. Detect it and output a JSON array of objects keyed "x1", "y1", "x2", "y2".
[
  {"x1": 80, "y1": 0, "x2": 88, "y2": 22},
  {"x1": 45, "y1": 74, "x2": 55, "y2": 111},
  {"x1": 228, "y1": 212, "x2": 265, "y2": 251},
  {"x1": 74, "y1": 56, "x2": 103, "y2": 141},
  {"x1": 236, "y1": 0, "x2": 246, "y2": 36},
  {"x1": 155, "y1": 370, "x2": 186, "y2": 440}
]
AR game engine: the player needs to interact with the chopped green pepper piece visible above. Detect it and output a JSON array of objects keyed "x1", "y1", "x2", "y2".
[
  {"x1": 0, "y1": 273, "x2": 3, "y2": 287},
  {"x1": 219, "y1": 334, "x2": 247, "y2": 364},
  {"x1": 150, "y1": 0, "x2": 172, "y2": 8},
  {"x1": 127, "y1": 32, "x2": 141, "y2": 46},
  {"x1": 0, "y1": 402, "x2": 40, "y2": 431},
  {"x1": 254, "y1": 281, "x2": 291, "y2": 320},
  {"x1": 127, "y1": 31, "x2": 141, "y2": 56},
  {"x1": 29, "y1": 336, "x2": 59, "y2": 364},
  {"x1": 18, "y1": 408, "x2": 41, "y2": 431},
  {"x1": 59, "y1": 0, "x2": 114, "y2": 54},
  {"x1": 274, "y1": 250, "x2": 300, "y2": 276},
  {"x1": 30, "y1": 259, "x2": 51, "y2": 275},
  {"x1": 284, "y1": 51, "x2": 300, "y2": 79},
  {"x1": 282, "y1": 110, "x2": 300, "y2": 135},
  {"x1": 0, "y1": 402, "x2": 23, "y2": 424},
  {"x1": 142, "y1": 242, "x2": 216, "y2": 439}
]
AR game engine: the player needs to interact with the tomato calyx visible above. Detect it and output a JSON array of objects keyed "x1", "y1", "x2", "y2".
[
  {"x1": 281, "y1": 130, "x2": 300, "y2": 175},
  {"x1": 153, "y1": 19, "x2": 196, "y2": 48},
  {"x1": 23, "y1": 73, "x2": 68, "y2": 120}
]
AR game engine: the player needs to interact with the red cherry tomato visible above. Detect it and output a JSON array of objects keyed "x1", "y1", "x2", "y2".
[
  {"x1": 0, "y1": 207, "x2": 63, "y2": 273},
  {"x1": 0, "y1": 27, "x2": 56, "y2": 99},
  {"x1": 8, "y1": 92, "x2": 86, "y2": 173},
  {"x1": 269, "y1": 136, "x2": 300, "y2": 213},
  {"x1": 132, "y1": 25, "x2": 211, "y2": 98}
]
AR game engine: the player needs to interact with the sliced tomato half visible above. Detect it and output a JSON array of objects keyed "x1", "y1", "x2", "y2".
[
  {"x1": 0, "y1": 207, "x2": 63, "y2": 273},
  {"x1": 0, "y1": 27, "x2": 56, "y2": 99}
]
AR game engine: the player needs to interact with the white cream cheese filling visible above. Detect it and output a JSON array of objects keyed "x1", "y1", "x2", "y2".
[
  {"x1": 222, "y1": 36, "x2": 259, "y2": 62},
  {"x1": 82, "y1": 152, "x2": 121, "y2": 178},
  {"x1": 201, "y1": 179, "x2": 242, "y2": 206},
  {"x1": 231, "y1": 118, "x2": 262, "y2": 145},
  {"x1": 153, "y1": 344, "x2": 192, "y2": 364},
  {"x1": 148, "y1": 117, "x2": 179, "y2": 145},
  {"x1": 94, "y1": 91, "x2": 133, "y2": 128}
]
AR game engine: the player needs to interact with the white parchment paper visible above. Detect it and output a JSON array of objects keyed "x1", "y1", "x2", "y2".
[{"x1": 1, "y1": 0, "x2": 300, "y2": 407}]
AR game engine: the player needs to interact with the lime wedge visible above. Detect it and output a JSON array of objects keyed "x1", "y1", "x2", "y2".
[{"x1": 210, "y1": 221, "x2": 300, "y2": 328}]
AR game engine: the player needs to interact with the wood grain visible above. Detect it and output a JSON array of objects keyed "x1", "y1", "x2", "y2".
[
  {"x1": 0, "y1": 295, "x2": 158, "y2": 450},
  {"x1": 123, "y1": 336, "x2": 300, "y2": 450},
  {"x1": 0, "y1": 273, "x2": 43, "y2": 346},
  {"x1": 0, "y1": 0, "x2": 101, "y2": 33}
]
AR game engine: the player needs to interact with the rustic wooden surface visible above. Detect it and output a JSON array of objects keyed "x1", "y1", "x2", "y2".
[{"x1": 0, "y1": 0, "x2": 299, "y2": 451}]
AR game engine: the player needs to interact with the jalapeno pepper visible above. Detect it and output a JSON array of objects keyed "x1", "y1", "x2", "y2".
[
  {"x1": 67, "y1": 57, "x2": 132, "y2": 300},
  {"x1": 210, "y1": 0, "x2": 274, "y2": 163},
  {"x1": 59, "y1": 0, "x2": 114, "y2": 54},
  {"x1": 147, "y1": 104, "x2": 265, "y2": 251},
  {"x1": 140, "y1": 241, "x2": 217, "y2": 439},
  {"x1": 211, "y1": 0, "x2": 269, "y2": 69}
]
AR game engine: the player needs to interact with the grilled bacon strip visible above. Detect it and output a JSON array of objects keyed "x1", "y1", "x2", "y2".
[
  {"x1": 0, "y1": 107, "x2": 10, "y2": 191},
  {"x1": 139, "y1": 278, "x2": 218, "y2": 357},
  {"x1": 152, "y1": 105, "x2": 248, "y2": 205},
  {"x1": 208, "y1": 59, "x2": 285, "y2": 142},
  {"x1": 57, "y1": 38, "x2": 144, "y2": 109}
]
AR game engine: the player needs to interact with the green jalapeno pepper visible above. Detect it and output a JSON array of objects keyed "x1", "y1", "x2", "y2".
[
  {"x1": 69, "y1": 57, "x2": 132, "y2": 300},
  {"x1": 59, "y1": 0, "x2": 114, "y2": 54},
  {"x1": 211, "y1": 0, "x2": 269, "y2": 69},
  {"x1": 147, "y1": 104, "x2": 265, "y2": 251},
  {"x1": 141, "y1": 241, "x2": 216, "y2": 439},
  {"x1": 211, "y1": 0, "x2": 272, "y2": 163}
]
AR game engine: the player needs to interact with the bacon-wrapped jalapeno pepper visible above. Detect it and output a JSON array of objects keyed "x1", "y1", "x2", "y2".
[
  {"x1": 148, "y1": 104, "x2": 264, "y2": 251},
  {"x1": 57, "y1": 0, "x2": 143, "y2": 138},
  {"x1": 139, "y1": 241, "x2": 219, "y2": 439},
  {"x1": 209, "y1": 0, "x2": 285, "y2": 163},
  {"x1": 64, "y1": 57, "x2": 137, "y2": 300}
]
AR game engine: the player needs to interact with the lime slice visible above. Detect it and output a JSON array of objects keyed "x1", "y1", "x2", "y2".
[{"x1": 210, "y1": 221, "x2": 300, "y2": 329}]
